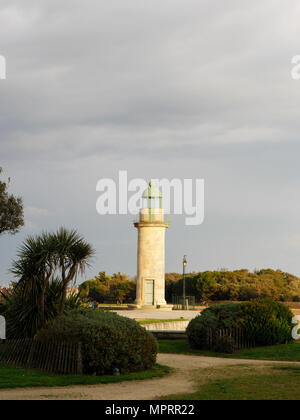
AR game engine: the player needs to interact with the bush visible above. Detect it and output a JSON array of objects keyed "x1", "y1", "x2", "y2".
[
  {"x1": 36, "y1": 309, "x2": 158, "y2": 375},
  {"x1": 187, "y1": 299, "x2": 294, "y2": 350},
  {"x1": 240, "y1": 298, "x2": 293, "y2": 346},
  {"x1": 186, "y1": 303, "x2": 242, "y2": 349},
  {"x1": 213, "y1": 336, "x2": 237, "y2": 354}
]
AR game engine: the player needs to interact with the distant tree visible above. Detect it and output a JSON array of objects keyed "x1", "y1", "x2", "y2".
[
  {"x1": 0, "y1": 168, "x2": 24, "y2": 235},
  {"x1": 79, "y1": 279, "x2": 110, "y2": 303},
  {"x1": 97, "y1": 271, "x2": 112, "y2": 287},
  {"x1": 79, "y1": 271, "x2": 136, "y2": 304},
  {"x1": 165, "y1": 273, "x2": 183, "y2": 302},
  {"x1": 111, "y1": 272, "x2": 135, "y2": 304}
]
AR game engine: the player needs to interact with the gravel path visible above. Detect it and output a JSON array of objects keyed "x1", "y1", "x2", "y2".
[{"x1": 1, "y1": 354, "x2": 299, "y2": 400}]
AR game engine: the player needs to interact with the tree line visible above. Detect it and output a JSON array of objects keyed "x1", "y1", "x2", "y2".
[
  {"x1": 79, "y1": 268, "x2": 300, "y2": 305},
  {"x1": 165, "y1": 269, "x2": 300, "y2": 303}
]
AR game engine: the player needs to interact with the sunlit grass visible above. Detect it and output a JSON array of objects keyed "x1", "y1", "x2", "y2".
[
  {"x1": 0, "y1": 364, "x2": 171, "y2": 389},
  {"x1": 164, "y1": 365, "x2": 300, "y2": 400},
  {"x1": 158, "y1": 339, "x2": 300, "y2": 362}
]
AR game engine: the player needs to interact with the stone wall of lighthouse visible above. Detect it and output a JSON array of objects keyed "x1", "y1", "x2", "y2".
[{"x1": 134, "y1": 207, "x2": 169, "y2": 308}]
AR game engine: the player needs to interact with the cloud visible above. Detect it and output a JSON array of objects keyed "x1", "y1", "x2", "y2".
[
  {"x1": 23, "y1": 206, "x2": 52, "y2": 230},
  {"x1": 1, "y1": 0, "x2": 300, "y2": 285},
  {"x1": 25, "y1": 206, "x2": 50, "y2": 217}
]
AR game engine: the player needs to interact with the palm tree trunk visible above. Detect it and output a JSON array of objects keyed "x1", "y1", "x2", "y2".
[
  {"x1": 59, "y1": 263, "x2": 77, "y2": 314},
  {"x1": 59, "y1": 259, "x2": 67, "y2": 314},
  {"x1": 38, "y1": 265, "x2": 53, "y2": 330},
  {"x1": 60, "y1": 283, "x2": 67, "y2": 314},
  {"x1": 38, "y1": 288, "x2": 45, "y2": 329}
]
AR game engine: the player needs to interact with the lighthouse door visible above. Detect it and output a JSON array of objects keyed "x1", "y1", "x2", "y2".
[{"x1": 144, "y1": 280, "x2": 154, "y2": 306}]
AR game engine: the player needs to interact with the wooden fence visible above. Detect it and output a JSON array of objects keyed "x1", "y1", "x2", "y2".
[
  {"x1": 206, "y1": 327, "x2": 256, "y2": 350},
  {"x1": 0, "y1": 339, "x2": 83, "y2": 375}
]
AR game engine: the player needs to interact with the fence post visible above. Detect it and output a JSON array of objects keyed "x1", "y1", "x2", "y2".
[
  {"x1": 77, "y1": 342, "x2": 83, "y2": 375},
  {"x1": 26, "y1": 339, "x2": 36, "y2": 369}
]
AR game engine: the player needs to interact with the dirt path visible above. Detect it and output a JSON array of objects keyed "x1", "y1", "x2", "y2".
[{"x1": 1, "y1": 354, "x2": 300, "y2": 400}]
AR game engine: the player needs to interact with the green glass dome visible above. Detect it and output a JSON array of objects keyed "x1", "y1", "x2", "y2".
[{"x1": 142, "y1": 181, "x2": 162, "y2": 199}]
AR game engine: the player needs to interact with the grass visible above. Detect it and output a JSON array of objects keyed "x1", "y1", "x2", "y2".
[
  {"x1": 0, "y1": 364, "x2": 171, "y2": 390},
  {"x1": 137, "y1": 318, "x2": 186, "y2": 325},
  {"x1": 158, "y1": 339, "x2": 300, "y2": 362},
  {"x1": 163, "y1": 365, "x2": 300, "y2": 400}
]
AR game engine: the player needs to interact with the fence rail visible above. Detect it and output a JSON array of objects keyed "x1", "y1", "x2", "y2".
[
  {"x1": 172, "y1": 295, "x2": 196, "y2": 310},
  {"x1": 206, "y1": 327, "x2": 256, "y2": 350},
  {"x1": 0, "y1": 339, "x2": 83, "y2": 375}
]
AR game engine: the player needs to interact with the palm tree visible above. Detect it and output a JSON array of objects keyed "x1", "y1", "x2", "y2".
[
  {"x1": 9, "y1": 228, "x2": 94, "y2": 335},
  {"x1": 1, "y1": 278, "x2": 82, "y2": 338},
  {"x1": 11, "y1": 232, "x2": 56, "y2": 328},
  {"x1": 55, "y1": 228, "x2": 95, "y2": 314}
]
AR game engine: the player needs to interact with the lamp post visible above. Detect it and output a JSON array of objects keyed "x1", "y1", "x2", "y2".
[{"x1": 182, "y1": 255, "x2": 187, "y2": 310}]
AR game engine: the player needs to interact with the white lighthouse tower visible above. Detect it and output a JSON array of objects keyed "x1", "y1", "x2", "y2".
[{"x1": 133, "y1": 182, "x2": 170, "y2": 309}]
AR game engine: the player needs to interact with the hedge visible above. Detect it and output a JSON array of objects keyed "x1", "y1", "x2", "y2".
[
  {"x1": 36, "y1": 309, "x2": 158, "y2": 375},
  {"x1": 187, "y1": 299, "x2": 294, "y2": 350}
]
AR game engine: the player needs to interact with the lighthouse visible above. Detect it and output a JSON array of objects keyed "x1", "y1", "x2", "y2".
[{"x1": 133, "y1": 181, "x2": 170, "y2": 309}]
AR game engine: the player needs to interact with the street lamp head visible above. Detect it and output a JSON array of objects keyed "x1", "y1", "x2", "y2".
[{"x1": 183, "y1": 255, "x2": 187, "y2": 267}]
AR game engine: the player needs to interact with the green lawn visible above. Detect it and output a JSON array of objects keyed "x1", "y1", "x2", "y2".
[
  {"x1": 164, "y1": 366, "x2": 300, "y2": 400},
  {"x1": 0, "y1": 364, "x2": 171, "y2": 390},
  {"x1": 158, "y1": 339, "x2": 300, "y2": 362},
  {"x1": 137, "y1": 318, "x2": 186, "y2": 325}
]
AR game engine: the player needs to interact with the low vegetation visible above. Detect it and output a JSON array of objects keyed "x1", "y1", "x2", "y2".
[
  {"x1": 158, "y1": 340, "x2": 300, "y2": 362},
  {"x1": 163, "y1": 365, "x2": 300, "y2": 400},
  {"x1": 0, "y1": 364, "x2": 170, "y2": 390},
  {"x1": 186, "y1": 299, "x2": 293, "y2": 352},
  {"x1": 240, "y1": 298, "x2": 293, "y2": 346},
  {"x1": 36, "y1": 309, "x2": 158, "y2": 375}
]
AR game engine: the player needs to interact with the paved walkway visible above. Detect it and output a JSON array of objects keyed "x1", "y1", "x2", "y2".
[
  {"x1": 114, "y1": 309, "x2": 202, "y2": 320},
  {"x1": 1, "y1": 354, "x2": 299, "y2": 400}
]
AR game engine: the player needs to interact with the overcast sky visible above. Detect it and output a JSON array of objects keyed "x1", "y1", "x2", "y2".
[{"x1": 1, "y1": 0, "x2": 300, "y2": 286}]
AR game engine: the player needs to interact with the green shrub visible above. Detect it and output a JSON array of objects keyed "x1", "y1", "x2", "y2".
[
  {"x1": 187, "y1": 299, "x2": 294, "y2": 350},
  {"x1": 213, "y1": 336, "x2": 237, "y2": 354},
  {"x1": 240, "y1": 298, "x2": 293, "y2": 346},
  {"x1": 36, "y1": 309, "x2": 158, "y2": 375},
  {"x1": 186, "y1": 303, "x2": 242, "y2": 349}
]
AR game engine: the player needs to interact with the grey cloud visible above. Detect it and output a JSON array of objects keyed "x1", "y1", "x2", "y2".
[{"x1": 1, "y1": 0, "x2": 300, "y2": 285}]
